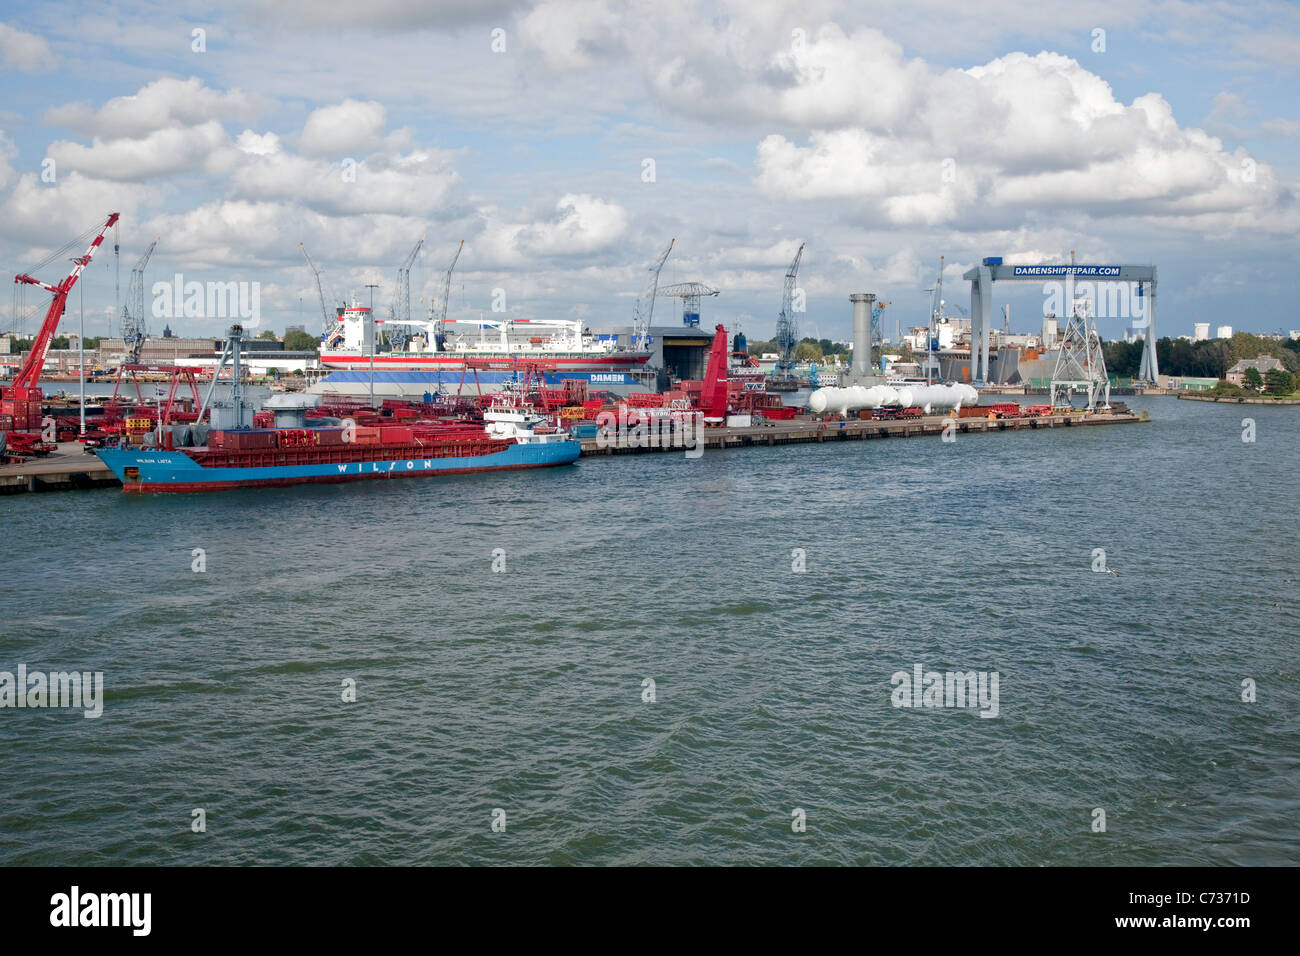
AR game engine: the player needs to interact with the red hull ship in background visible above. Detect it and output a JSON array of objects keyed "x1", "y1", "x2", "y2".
[{"x1": 318, "y1": 310, "x2": 656, "y2": 394}]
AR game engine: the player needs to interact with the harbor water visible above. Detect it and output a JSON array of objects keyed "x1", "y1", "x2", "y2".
[{"x1": 1, "y1": 395, "x2": 1296, "y2": 865}]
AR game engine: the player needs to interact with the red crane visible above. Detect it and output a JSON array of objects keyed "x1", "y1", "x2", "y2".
[
  {"x1": 699, "y1": 323, "x2": 731, "y2": 423},
  {"x1": 3, "y1": 211, "x2": 119, "y2": 433}
]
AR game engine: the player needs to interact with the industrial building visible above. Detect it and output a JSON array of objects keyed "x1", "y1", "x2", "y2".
[{"x1": 589, "y1": 324, "x2": 716, "y2": 386}]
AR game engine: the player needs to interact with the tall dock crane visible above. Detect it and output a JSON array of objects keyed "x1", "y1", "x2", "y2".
[
  {"x1": 632, "y1": 238, "x2": 674, "y2": 350},
  {"x1": 872, "y1": 299, "x2": 889, "y2": 364},
  {"x1": 299, "y1": 242, "x2": 338, "y2": 341},
  {"x1": 924, "y1": 255, "x2": 944, "y2": 384},
  {"x1": 391, "y1": 236, "x2": 424, "y2": 327},
  {"x1": 773, "y1": 242, "x2": 805, "y2": 376},
  {"x1": 3, "y1": 211, "x2": 119, "y2": 434},
  {"x1": 429, "y1": 239, "x2": 464, "y2": 325},
  {"x1": 120, "y1": 238, "x2": 159, "y2": 365}
]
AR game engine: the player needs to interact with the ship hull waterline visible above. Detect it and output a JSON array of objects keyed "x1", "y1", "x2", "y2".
[{"x1": 95, "y1": 441, "x2": 581, "y2": 494}]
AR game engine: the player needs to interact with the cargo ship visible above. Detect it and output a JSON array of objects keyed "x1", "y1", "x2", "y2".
[
  {"x1": 94, "y1": 323, "x2": 580, "y2": 493},
  {"x1": 317, "y1": 309, "x2": 654, "y2": 392},
  {"x1": 95, "y1": 420, "x2": 579, "y2": 493}
]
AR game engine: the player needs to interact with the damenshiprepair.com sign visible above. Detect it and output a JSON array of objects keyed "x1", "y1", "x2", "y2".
[{"x1": 1011, "y1": 266, "x2": 1123, "y2": 277}]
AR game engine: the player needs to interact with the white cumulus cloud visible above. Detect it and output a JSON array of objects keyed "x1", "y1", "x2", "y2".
[
  {"x1": 0, "y1": 23, "x2": 56, "y2": 72},
  {"x1": 299, "y1": 99, "x2": 389, "y2": 156},
  {"x1": 513, "y1": 193, "x2": 629, "y2": 256},
  {"x1": 44, "y1": 77, "x2": 264, "y2": 138}
]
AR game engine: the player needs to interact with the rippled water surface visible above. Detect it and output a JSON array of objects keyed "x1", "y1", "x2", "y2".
[{"x1": 1, "y1": 396, "x2": 1297, "y2": 865}]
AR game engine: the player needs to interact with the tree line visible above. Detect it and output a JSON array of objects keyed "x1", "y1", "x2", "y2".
[
  {"x1": 1102, "y1": 332, "x2": 1300, "y2": 379},
  {"x1": 746, "y1": 337, "x2": 851, "y2": 364}
]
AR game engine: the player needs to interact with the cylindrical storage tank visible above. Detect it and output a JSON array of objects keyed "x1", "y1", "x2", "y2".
[
  {"x1": 909, "y1": 383, "x2": 980, "y2": 412},
  {"x1": 808, "y1": 387, "x2": 834, "y2": 415},
  {"x1": 850, "y1": 294, "x2": 876, "y2": 378},
  {"x1": 810, "y1": 385, "x2": 900, "y2": 416}
]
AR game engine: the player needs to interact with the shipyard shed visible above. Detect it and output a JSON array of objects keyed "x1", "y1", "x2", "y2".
[{"x1": 592, "y1": 324, "x2": 715, "y2": 387}]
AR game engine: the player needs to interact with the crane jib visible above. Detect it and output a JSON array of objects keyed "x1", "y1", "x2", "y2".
[{"x1": 8, "y1": 211, "x2": 119, "y2": 394}]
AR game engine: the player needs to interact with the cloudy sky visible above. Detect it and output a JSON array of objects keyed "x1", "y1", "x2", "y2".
[{"x1": 0, "y1": 0, "x2": 1296, "y2": 344}]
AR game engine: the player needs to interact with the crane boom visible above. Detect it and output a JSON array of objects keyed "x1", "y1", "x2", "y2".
[
  {"x1": 927, "y1": 255, "x2": 944, "y2": 384},
  {"x1": 632, "y1": 238, "x2": 674, "y2": 349},
  {"x1": 871, "y1": 300, "x2": 888, "y2": 348},
  {"x1": 430, "y1": 239, "x2": 463, "y2": 324},
  {"x1": 121, "y1": 238, "x2": 159, "y2": 365},
  {"x1": 299, "y1": 242, "x2": 334, "y2": 336},
  {"x1": 774, "y1": 241, "x2": 805, "y2": 373},
  {"x1": 9, "y1": 211, "x2": 119, "y2": 396},
  {"x1": 391, "y1": 235, "x2": 424, "y2": 328}
]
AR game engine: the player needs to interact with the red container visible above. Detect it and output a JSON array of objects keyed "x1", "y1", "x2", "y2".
[
  {"x1": 315, "y1": 427, "x2": 345, "y2": 446},
  {"x1": 276, "y1": 428, "x2": 316, "y2": 448},
  {"x1": 214, "y1": 429, "x2": 278, "y2": 450},
  {"x1": 380, "y1": 426, "x2": 414, "y2": 444}
]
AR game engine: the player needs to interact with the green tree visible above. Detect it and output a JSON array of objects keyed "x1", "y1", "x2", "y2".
[
  {"x1": 795, "y1": 341, "x2": 824, "y2": 363},
  {"x1": 1102, "y1": 340, "x2": 1143, "y2": 377},
  {"x1": 1264, "y1": 368, "x2": 1295, "y2": 396},
  {"x1": 284, "y1": 330, "x2": 318, "y2": 351},
  {"x1": 257, "y1": 329, "x2": 277, "y2": 341},
  {"x1": 1244, "y1": 366, "x2": 1264, "y2": 390}
]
